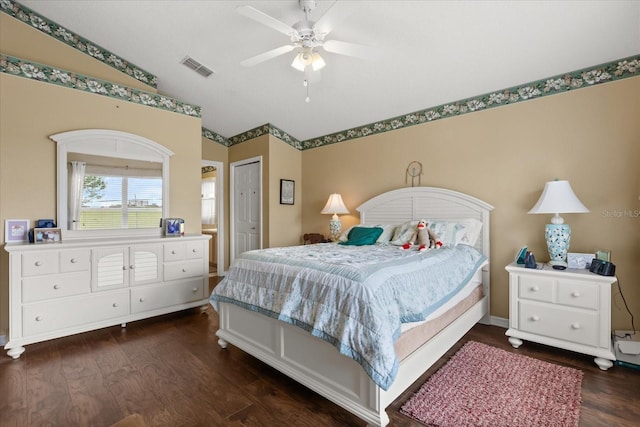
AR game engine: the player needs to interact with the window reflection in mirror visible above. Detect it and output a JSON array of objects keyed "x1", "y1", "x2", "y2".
[
  {"x1": 51, "y1": 129, "x2": 173, "y2": 240},
  {"x1": 68, "y1": 153, "x2": 162, "y2": 230}
]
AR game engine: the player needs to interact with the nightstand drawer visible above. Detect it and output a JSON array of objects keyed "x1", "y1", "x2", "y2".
[
  {"x1": 557, "y1": 280, "x2": 598, "y2": 309},
  {"x1": 518, "y1": 301, "x2": 599, "y2": 347},
  {"x1": 517, "y1": 275, "x2": 554, "y2": 303}
]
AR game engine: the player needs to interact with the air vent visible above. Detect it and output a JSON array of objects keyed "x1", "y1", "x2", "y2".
[{"x1": 180, "y1": 56, "x2": 214, "y2": 78}]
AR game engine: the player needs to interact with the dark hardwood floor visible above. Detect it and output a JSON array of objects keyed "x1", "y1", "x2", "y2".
[{"x1": 2, "y1": 279, "x2": 639, "y2": 426}]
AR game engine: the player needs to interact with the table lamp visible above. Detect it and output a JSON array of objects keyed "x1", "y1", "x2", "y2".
[
  {"x1": 528, "y1": 179, "x2": 589, "y2": 267},
  {"x1": 321, "y1": 193, "x2": 349, "y2": 241}
]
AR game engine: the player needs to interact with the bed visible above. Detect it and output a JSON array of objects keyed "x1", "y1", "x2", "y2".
[{"x1": 211, "y1": 187, "x2": 493, "y2": 426}]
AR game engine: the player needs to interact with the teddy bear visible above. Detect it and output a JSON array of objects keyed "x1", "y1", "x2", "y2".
[{"x1": 402, "y1": 219, "x2": 442, "y2": 251}]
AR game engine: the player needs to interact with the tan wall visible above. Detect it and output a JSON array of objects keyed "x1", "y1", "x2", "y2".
[
  {"x1": 0, "y1": 13, "x2": 156, "y2": 92},
  {"x1": 0, "y1": 74, "x2": 203, "y2": 335},
  {"x1": 268, "y1": 136, "x2": 302, "y2": 248},
  {"x1": 302, "y1": 77, "x2": 640, "y2": 330}
]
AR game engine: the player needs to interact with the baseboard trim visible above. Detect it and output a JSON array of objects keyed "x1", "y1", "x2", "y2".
[{"x1": 490, "y1": 316, "x2": 509, "y2": 329}]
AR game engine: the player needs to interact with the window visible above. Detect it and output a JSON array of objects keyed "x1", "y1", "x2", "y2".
[
  {"x1": 201, "y1": 177, "x2": 216, "y2": 225},
  {"x1": 79, "y1": 164, "x2": 163, "y2": 230}
]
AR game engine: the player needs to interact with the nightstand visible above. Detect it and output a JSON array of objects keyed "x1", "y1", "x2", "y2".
[{"x1": 505, "y1": 262, "x2": 617, "y2": 370}]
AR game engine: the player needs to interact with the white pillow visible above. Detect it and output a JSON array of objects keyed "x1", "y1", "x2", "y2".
[
  {"x1": 338, "y1": 224, "x2": 397, "y2": 244},
  {"x1": 390, "y1": 220, "x2": 419, "y2": 245},
  {"x1": 389, "y1": 219, "x2": 483, "y2": 247},
  {"x1": 428, "y1": 218, "x2": 483, "y2": 247}
]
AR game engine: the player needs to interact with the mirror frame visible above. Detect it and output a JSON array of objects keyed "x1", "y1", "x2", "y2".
[{"x1": 51, "y1": 129, "x2": 174, "y2": 240}]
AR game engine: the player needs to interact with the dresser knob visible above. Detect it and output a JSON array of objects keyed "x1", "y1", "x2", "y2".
[
  {"x1": 571, "y1": 291, "x2": 580, "y2": 297},
  {"x1": 35, "y1": 316, "x2": 42, "y2": 322},
  {"x1": 531, "y1": 315, "x2": 540, "y2": 322},
  {"x1": 35, "y1": 261, "x2": 42, "y2": 267},
  {"x1": 130, "y1": 265, "x2": 135, "y2": 269},
  {"x1": 192, "y1": 288, "x2": 198, "y2": 293},
  {"x1": 112, "y1": 303, "x2": 118, "y2": 308},
  {"x1": 192, "y1": 249, "x2": 197, "y2": 253},
  {"x1": 53, "y1": 284, "x2": 60, "y2": 290},
  {"x1": 172, "y1": 250, "x2": 177, "y2": 254},
  {"x1": 531, "y1": 286, "x2": 539, "y2": 292},
  {"x1": 139, "y1": 298, "x2": 145, "y2": 303},
  {"x1": 182, "y1": 268, "x2": 187, "y2": 273},
  {"x1": 70, "y1": 258, "x2": 77, "y2": 263},
  {"x1": 571, "y1": 323, "x2": 581, "y2": 330},
  {"x1": 122, "y1": 266, "x2": 128, "y2": 270}
]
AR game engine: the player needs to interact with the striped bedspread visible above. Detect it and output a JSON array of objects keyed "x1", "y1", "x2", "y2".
[{"x1": 210, "y1": 243, "x2": 486, "y2": 390}]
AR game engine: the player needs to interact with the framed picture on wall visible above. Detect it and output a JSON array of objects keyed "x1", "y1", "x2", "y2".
[
  {"x1": 5, "y1": 219, "x2": 30, "y2": 243},
  {"x1": 280, "y1": 179, "x2": 295, "y2": 205}
]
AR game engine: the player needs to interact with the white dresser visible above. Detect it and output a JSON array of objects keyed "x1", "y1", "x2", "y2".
[
  {"x1": 4, "y1": 234, "x2": 210, "y2": 359},
  {"x1": 505, "y1": 262, "x2": 617, "y2": 370}
]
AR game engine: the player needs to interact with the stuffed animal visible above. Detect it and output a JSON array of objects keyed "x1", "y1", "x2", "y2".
[{"x1": 402, "y1": 220, "x2": 442, "y2": 251}]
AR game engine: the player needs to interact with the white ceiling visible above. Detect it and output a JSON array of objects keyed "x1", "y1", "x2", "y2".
[{"x1": 19, "y1": 1, "x2": 640, "y2": 142}]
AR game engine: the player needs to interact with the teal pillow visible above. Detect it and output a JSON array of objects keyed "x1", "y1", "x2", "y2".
[{"x1": 338, "y1": 226, "x2": 384, "y2": 246}]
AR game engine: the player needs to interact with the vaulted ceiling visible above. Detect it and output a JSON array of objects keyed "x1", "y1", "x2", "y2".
[{"x1": 18, "y1": 1, "x2": 640, "y2": 142}]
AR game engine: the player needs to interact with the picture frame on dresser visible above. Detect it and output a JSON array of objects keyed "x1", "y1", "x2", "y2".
[
  {"x1": 4, "y1": 219, "x2": 30, "y2": 243},
  {"x1": 34, "y1": 227, "x2": 62, "y2": 244}
]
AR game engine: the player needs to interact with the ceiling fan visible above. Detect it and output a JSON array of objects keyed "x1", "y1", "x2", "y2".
[{"x1": 237, "y1": 0, "x2": 377, "y2": 73}]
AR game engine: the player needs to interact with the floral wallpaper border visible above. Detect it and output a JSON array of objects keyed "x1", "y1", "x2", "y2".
[
  {"x1": 1, "y1": 54, "x2": 200, "y2": 118},
  {"x1": 301, "y1": 55, "x2": 640, "y2": 150},
  {"x1": 1, "y1": 0, "x2": 157, "y2": 88},
  {"x1": 207, "y1": 55, "x2": 639, "y2": 150}
]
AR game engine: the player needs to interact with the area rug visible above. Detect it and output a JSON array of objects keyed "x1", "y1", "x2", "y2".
[{"x1": 400, "y1": 341, "x2": 583, "y2": 427}]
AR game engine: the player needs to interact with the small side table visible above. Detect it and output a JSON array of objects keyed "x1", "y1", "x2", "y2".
[{"x1": 505, "y1": 262, "x2": 617, "y2": 370}]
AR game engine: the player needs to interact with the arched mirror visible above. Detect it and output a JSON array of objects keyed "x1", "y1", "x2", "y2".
[{"x1": 51, "y1": 129, "x2": 174, "y2": 240}]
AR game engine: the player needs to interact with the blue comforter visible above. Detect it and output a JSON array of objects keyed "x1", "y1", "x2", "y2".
[{"x1": 210, "y1": 243, "x2": 486, "y2": 390}]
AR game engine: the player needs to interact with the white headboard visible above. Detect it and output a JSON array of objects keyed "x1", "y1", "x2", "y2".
[{"x1": 357, "y1": 187, "x2": 494, "y2": 315}]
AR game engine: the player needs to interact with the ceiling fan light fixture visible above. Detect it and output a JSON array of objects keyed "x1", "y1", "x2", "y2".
[
  {"x1": 291, "y1": 52, "x2": 307, "y2": 71},
  {"x1": 311, "y1": 52, "x2": 326, "y2": 71}
]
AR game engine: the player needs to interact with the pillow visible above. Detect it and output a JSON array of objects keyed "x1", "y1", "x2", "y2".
[
  {"x1": 338, "y1": 224, "x2": 396, "y2": 244},
  {"x1": 390, "y1": 220, "x2": 419, "y2": 245},
  {"x1": 427, "y1": 218, "x2": 483, "y2": 247},
  {"x1": 455, "y1": 218, "x2": 483, "y2": 246},
  {"x1": 338, "y1": 226, "x2": 384, "y2": 246}
]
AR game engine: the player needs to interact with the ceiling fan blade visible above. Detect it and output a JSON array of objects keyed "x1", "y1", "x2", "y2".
[
  {"x1": 322, "y1": 40, "x2": 379, "y2": 60},
  {"x1": 313, "y1": 1, "x2": 359, "y2": 36},
  {"x1": 236, "y1": 5, "x2": 297, "y2": 37},
  {"x1": 240, "y1": 45, "x2": 296, "y2": 67}
]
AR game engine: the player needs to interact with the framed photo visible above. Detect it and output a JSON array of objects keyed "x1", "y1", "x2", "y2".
[
  {"x1": 280, "y1": 179, "x2": 295, "y2": 205},
  {"x1": 5, "y1": 219, "x2": 30, "y2": 243},
  {"x1": 164, "y1": 218, "x2": 184, "y2": 237},
  {"x1": 34, "y1": 227, "x2": 62, "y2": 244}
]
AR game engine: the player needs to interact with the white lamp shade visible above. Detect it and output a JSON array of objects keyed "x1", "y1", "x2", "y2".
[
  {"x1": 528, "y1": 180, "x2": 589, "y2": 215},
  {"x1": 321, "y1": 193, "x2": 349, "y2": 215}
]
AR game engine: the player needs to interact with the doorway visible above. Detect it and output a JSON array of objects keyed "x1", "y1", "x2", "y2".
[{"x1": 201, "y1": 160, "x2": 224, "y2": 276}]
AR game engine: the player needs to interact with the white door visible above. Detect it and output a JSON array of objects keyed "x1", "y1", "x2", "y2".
[{"x1": 232, "y1": 159, "x2": 261, "y2": 260}]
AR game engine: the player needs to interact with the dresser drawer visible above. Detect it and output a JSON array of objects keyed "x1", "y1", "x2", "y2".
[
  {"x1": 23, "y1": 290, "x2": 129, "y2": 336},
  {"x1": 518, "y1": 301, "x2": 599, "y2": 347},
  {"x1": 517, "y1": 275, "x2": 554, "y2": 303},
  {"x1": 557, "y1": 280, "x2": 598, "y2": 310},
  {"x1": 164, "y1": 259, "x2": 204, "y2": 282},
  {"x1": 60, "y1": 249, "x2": 90, "y2": 273},
  {"x1": 131, "y1": 278, "x2": 205, "y2": 314},
  {"x1": 22, "y1": 271, "x2": 90, "y2": 303},
  {"x1": 163, "y1": 242, "x2": 185, "y2": 261},
  {"x1": 185, "y1": 240, "x2": 204, "y2": 260},
  {"x1": 22, "y1": 252, "x2": 59, "y2": 277}
]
